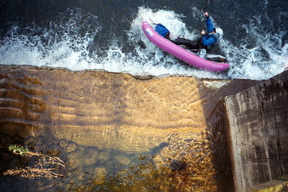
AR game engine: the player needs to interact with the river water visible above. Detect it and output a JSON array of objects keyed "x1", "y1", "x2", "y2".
[
  {"x1": 0, "y1": 1, "x2": 287, "y2": 191},
  {"x1": 1, "y1": 0, "x2": 288, "y2": 80}
]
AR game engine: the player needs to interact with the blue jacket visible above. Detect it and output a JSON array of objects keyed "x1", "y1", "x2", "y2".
[
  {"x1": 155, "y1": 24, "x2": 170, "y2": 38},
  {"x1": 201, "y1": 17, "x2": 218, "y2": 49}
]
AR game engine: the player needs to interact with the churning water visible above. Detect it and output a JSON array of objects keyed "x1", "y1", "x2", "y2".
[{"x1": 0, "y1": 1, "x2": 287, "y2": 79}]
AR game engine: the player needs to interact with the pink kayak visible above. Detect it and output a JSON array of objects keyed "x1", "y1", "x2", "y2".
[{"x1": 142, "y1": 21, "x2": 230, "y2": 72}]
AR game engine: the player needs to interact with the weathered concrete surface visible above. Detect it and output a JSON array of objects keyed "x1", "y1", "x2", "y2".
[
  {"x1": 0, "y1": 66, "x2": 209, "y2": 153},
  {"x1": 0, "y1": 65, "x2": 257, "y2": 154},
  {"x1": 0, "y1": 65, "x2": 260, "y2": 191},
  {"x1": 225, "y1": 70, "x2": 288, "y2": 192}
]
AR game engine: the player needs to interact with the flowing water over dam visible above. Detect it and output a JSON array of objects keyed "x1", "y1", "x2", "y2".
[
  {"x1": 1, "y1": 0, "x2": 287, "y2": 79},
  {"x1": 0, "y1": 66, "x2": 260, "y2": 191}
]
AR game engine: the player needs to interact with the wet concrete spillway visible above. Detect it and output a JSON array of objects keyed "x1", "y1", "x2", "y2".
[{"x1": 1, "y1": 65, "x2": 287, "y2": 191}]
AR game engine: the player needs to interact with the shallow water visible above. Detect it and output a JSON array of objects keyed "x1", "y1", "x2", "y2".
[{"x1": 0, "y1": 66, "x2": 259, "y2": 191}]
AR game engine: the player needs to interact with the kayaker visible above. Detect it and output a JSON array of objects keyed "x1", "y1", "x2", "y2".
[
  {"x1": 172, "y1": 12, "x2": 223, "y2": 51},
  {"x1": 200, "y1": 12, "x2": 223, "y2": 49}
]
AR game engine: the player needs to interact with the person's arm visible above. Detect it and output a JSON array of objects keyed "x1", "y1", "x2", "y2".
[{"x1": 204, "y1": 12, "x2": 215, "y2": 33}]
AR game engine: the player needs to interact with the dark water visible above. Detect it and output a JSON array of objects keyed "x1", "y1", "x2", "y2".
[{"x1": 0, "y1": 0, "x2": 288, "y2": 79}]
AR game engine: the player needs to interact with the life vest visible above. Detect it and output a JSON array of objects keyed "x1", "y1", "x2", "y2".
[
  {"x1": 203, "y1": 33, "x2": 218, "y2": 49},
  {"x1": 155, "y1": 24, "x2": 170, "y2": 38}
]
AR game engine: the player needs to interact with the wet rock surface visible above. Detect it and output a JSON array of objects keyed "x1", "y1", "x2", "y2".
[{"x1": 0, "y1": 65, "x2": 260, "y2": 191}]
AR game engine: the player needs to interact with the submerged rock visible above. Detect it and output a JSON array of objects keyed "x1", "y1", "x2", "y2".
[
  {"x1": 99, "y1": 150, "x2": 111, "y2": 161},
  {"x1": 81, "y1": 147, "x2": 99, "y2": 166},
  {"x1": 93, "y1": 167, "x2": 107, "y2": 185},
  {"x1": 67, "y1": 150, "x2": 83, "y2": 169},
  {"x1": 48, "y1": 143, "x2": 61, "y2": 156},
  {"x1": 113, "y1": 155, "x2": 131, "y2": 166},
  {"x1": 66, "y1": 142, "x2": 77, "y2": 153},
  {"x1": 67, "y1": 147, "x2": 99, "y2": 169},
  {"x1": 24, "y1": 136, "x2": 36, "y2": 149},
  {"x1": 59, "y1": 139, "x2": 69, "y2": 148}
]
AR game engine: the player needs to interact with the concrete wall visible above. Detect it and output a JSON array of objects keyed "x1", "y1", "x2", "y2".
[{"x1": 225, "y1": 70, "x2": 288, "y2": 192}]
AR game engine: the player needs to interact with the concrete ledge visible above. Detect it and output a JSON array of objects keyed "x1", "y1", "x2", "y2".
[
  {"x1": 224, "y1": 71, "x2": 288, "y2": 192},
  {"x1": 252, "y1": 175, "x2": 288, "y2": 192}
]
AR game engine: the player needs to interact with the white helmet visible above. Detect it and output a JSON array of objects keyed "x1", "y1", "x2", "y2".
[{"x1": 215, "y1": 28, "x2": 223, "y2": 37}]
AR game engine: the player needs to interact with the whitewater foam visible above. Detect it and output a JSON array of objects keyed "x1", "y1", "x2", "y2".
[{"x1": 0, "y1": 7, "x2": 287, "y2": 80}]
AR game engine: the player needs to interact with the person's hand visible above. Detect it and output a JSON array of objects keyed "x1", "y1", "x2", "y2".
[
  {"x1": 204, "y1": 12, "x2": 209, "y2": 17},
  {"x1": 201, "y1": 30, "x2": 205, "y2": 35}
]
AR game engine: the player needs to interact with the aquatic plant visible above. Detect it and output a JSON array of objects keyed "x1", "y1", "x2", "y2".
[
  {"x1": 4, "y1": 145, "x2": 66, "y2": 179},
  {"x1": 8, "y1": 144, "x2": 29, "y2": 156}
]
